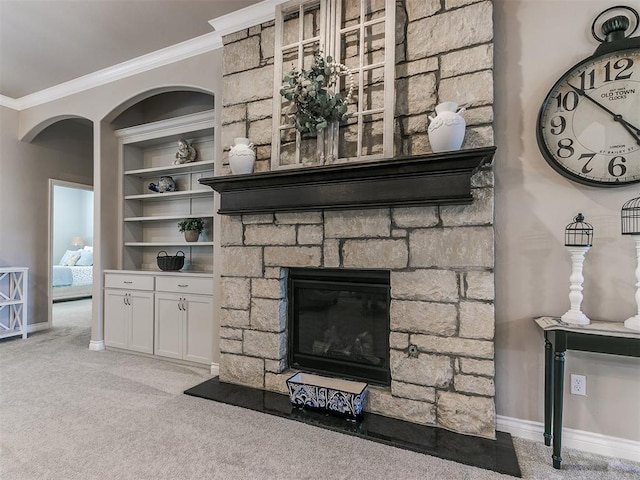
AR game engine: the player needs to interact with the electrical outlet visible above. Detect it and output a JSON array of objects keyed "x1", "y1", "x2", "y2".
[{"x1": 570, "y1": 374, "x2": 587, "y2": 396}]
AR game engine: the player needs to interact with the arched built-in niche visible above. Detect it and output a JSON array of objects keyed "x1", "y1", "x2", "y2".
[
  {"x1": 87, "y1": 86, "x2": 217, "y2": 353},
  {"x1": 22, "y1": 114, "x2": 93, "y2": 144},
  {"x1": 108, "y1": 88, "x2": 215, "y2": 129}
]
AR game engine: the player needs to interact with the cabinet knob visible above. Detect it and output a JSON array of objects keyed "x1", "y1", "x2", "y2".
[
  {"x1": 178, "y1": 284, "x2": 188, "y2": 288},
  {"x1": 123, "y1": 281, "x2": 133, "y2": 284}
]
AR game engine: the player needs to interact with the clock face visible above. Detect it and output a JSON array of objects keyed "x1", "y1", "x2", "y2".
[{"x1": 537, "y1": 48, "x2": 640, "y2": 186}]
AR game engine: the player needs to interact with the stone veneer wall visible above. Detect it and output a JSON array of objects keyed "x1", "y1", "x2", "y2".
[{"x1": 217, "y1": 0, "x2": 496, "y2": 438}]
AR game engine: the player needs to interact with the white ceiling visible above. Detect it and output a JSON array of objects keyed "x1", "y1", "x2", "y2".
[{"x1": 0, "y1": 0, "x2": 262, "y2": 99}]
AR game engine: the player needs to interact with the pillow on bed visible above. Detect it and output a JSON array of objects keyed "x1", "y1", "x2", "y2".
[
  {"x1": 59, "y1": 249, "x2": 81, "y2": 266},
  {"x1": 76, "y1": 250, "x2": 93, "y2": 266}
]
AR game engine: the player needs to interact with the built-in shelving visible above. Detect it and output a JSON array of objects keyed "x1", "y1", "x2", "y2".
[{"x1": 115, "y1": 110, "x2": 216, "y2": 272}]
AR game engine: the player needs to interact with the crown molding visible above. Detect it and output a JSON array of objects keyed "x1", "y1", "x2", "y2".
[
  {"x1": 209, "y1": 0, "x2": 287, "y2": 36},
  {"x1": 7, "y1": 33, "x2": 223, "y2": 111},
  {"x1": 2, "y1": 0, "x2": 285, "y2": 111},
  {"x1": 115, "y1": 109, "x2": 215, "y2": 143},
  {"x1": 0, "y1": 95, "x2": 21, "y2": 110}
]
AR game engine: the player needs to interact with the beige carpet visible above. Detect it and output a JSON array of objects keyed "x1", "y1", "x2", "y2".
[{"x1": 0, "y1": 299, "x2": 638, "y2": 479}]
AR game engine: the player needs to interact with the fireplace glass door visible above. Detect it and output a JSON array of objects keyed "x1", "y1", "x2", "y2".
[{"x1": 288, "y1": 268, "x2": 390, "y2": 385}]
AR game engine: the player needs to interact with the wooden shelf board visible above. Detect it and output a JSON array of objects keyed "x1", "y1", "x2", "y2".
[
  {"x1": 200, "y1": 147, "x2": 496, "y2": 215},
  {"x1": 0, "y1": 300, "x2": 24, "y2": 306},
  {"x1": 124, "y1": 242, "x2": 214, "y2": 247},
  {"x1": 124, "y1": 190, "x2": 213, "y2": 202},
  {"x1": 124, "y1": 214, "x2": 214, "y2": 222},
  {"x1": 124, "y1": 160, "x2": 215, "y2": 178}
]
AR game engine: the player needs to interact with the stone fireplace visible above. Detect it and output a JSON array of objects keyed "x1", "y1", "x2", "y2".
[
  {"x1": 211, "y1": 0, "x2": 496, "y2": 439},
  {"x1": 209, "y1": 155, "x2": 496, "y2": 439}
]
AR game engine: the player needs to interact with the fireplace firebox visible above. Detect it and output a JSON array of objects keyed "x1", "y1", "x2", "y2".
[{"x1": 287, "y1": 268, "x2": 391, "y2": 386}]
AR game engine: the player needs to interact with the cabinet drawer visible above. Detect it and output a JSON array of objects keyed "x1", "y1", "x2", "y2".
[
  {"x1": 155, "y1": 276, "x2": 213, "y2": 295},
  {"x1": 105, "y1": 273, "x2": 154, "y2": 291}
]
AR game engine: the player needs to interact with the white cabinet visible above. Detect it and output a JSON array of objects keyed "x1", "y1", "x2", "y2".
[
  {"x1": 104, "y1": 271, "x2": 213, "y2": 366},
  {"x1": 154, "y1": 293, "x2": 184, "y2": 359},
  {"x1": 104, "y1": 280, "x2": 154, "y2": 355},
  {"x1": 155, "y1": 276, "x2": 213, "y2": 364},
  {"x1": 0, "y1": 267, "x2": 28, "y2": 340},
  {"x1": 115, "y1": 110, "x2": 216, "y2": 273}
]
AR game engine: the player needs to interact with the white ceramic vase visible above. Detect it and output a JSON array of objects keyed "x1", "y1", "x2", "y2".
[
  {"x1": 229, "y1": 137, "x2": 256, "y2": 174},
  {"x1": 427, "y1": 102, "x2": 466, "y2": 153}
]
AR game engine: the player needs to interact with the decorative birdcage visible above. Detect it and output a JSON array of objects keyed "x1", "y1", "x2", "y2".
[
  {"x1": 621, "y1": 196, "x2": 640, "y2": 235},
  {"x1": 564, "y1": 213, "x2": 594, "y2": 247},
  {"x1": 621, "y1": 196, "x2": 640, "y2": 331}
]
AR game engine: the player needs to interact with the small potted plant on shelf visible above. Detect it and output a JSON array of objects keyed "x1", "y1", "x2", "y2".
[{"x1": 178, "y1": 218, "x2": 204, "y2": 242}]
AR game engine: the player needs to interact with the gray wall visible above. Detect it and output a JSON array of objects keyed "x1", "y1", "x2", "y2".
[
  {"x1": 8, "y1": 50, "x2": 223, "y2": 349},
  {"x1": 2, "y1": 1, "x2": 637, "y2": 444},
  {"x1": 0, "y1": 107, "x2": 93, "y2": 324},
  {"x1": 494, "y1": 0, "x2": 639, "y2": 442}
]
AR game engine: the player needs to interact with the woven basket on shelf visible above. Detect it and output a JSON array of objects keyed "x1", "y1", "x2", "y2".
[{"x1": 156, "y1": 250, "x2": 185, "y2": 271}]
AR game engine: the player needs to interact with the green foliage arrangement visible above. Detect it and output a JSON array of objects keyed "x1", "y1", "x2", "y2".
[
  {"x1": 177, "y1": 218, "x2": 204, "y2": 233},
  {"x1": 280, "y1": 52, "x2": 354, "y2": 135}
]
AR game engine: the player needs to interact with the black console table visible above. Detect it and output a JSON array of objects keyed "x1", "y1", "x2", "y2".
[{"x1": 534, "y1": 317, "x2": 640, "y2": 469}]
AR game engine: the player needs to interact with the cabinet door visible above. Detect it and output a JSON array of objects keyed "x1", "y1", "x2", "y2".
[
  {"x1": 154, "y1": 293, "x2": 183, "y2": 359},
  {"x1": 183, "y1": 294, "x2": 213, "y2": 364},
  {"x1": 104, "y1": 290, "x2": 129, "y2": 349},
  {"x1": 128, "y1": 291, "x2": 154, "y2": 354}
]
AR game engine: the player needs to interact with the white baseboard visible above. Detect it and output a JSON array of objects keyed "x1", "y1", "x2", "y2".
[
  {"x1": 89, "y1": 340, "x2": 105, "y2": 351},
  {"x1": 210, "y1": 363, "x2": 219, "y2": 376},
  {"x1": 26, "y1": 324, "x2": 105, "y2": 353},
  {"x1": 497, "y1": 415, "x2": 640, "y2": 463},
  {"x1": 27, "y1": 323, "x2": 49, "y2": 334}
]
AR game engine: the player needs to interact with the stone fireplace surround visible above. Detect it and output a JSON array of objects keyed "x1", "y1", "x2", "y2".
[
  {"x1": 211, "y1": 0, "x2": 496, "y2": 442},
  {"x1": 205, "y1": 151, "x2": 497, "y2": 439}
]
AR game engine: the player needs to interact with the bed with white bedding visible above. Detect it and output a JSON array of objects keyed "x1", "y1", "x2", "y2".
[{"x1": 52, "y1": 247, "x2": 93, "y2": 301}]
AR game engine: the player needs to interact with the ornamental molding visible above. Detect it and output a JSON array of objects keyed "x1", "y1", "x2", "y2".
[
  {"x1": 209, "y1": 0, "x2": 288, "y2": 37},
  {"x1": 1, "y1": 33, "x2": 222, "y2": 111},
  {"x1": 0, "y1": 0, "x2": 288, "y2": 111}
]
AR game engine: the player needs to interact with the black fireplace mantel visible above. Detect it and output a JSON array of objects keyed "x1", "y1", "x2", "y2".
[{"x1": 200, "y1": 146, "x2": 495, "y2": 215}]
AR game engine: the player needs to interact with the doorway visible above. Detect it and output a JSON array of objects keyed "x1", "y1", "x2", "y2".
[{"x1": 49, "y1": 180, "x2": 94, "y2": 327}]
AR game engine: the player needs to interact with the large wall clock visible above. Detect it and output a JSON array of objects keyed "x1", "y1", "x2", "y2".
[{"x1": 537, "y1": 6, "x2": 640, "y2": 187}]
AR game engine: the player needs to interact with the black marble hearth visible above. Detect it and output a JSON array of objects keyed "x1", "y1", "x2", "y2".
[{"x1": 184, "y1": 378, "x2": 521, "y2": 477}]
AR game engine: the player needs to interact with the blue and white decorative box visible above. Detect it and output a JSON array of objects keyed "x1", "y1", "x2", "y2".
[{"x1": 286, "y1": 372, "x2": 368, "y2": 419}]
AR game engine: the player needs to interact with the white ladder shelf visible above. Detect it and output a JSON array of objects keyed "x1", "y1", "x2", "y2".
[{"x1": 0, "y1": 267, "x2": 28, "y2": 339}]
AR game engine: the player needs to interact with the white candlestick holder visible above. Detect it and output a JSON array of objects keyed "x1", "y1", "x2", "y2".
[
  {"x1": 561, "y1": 246, "x2": 591, "y2": 325},
  {"x1": 624, "y1": 236, "x2": 640, "y2": 331}
]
